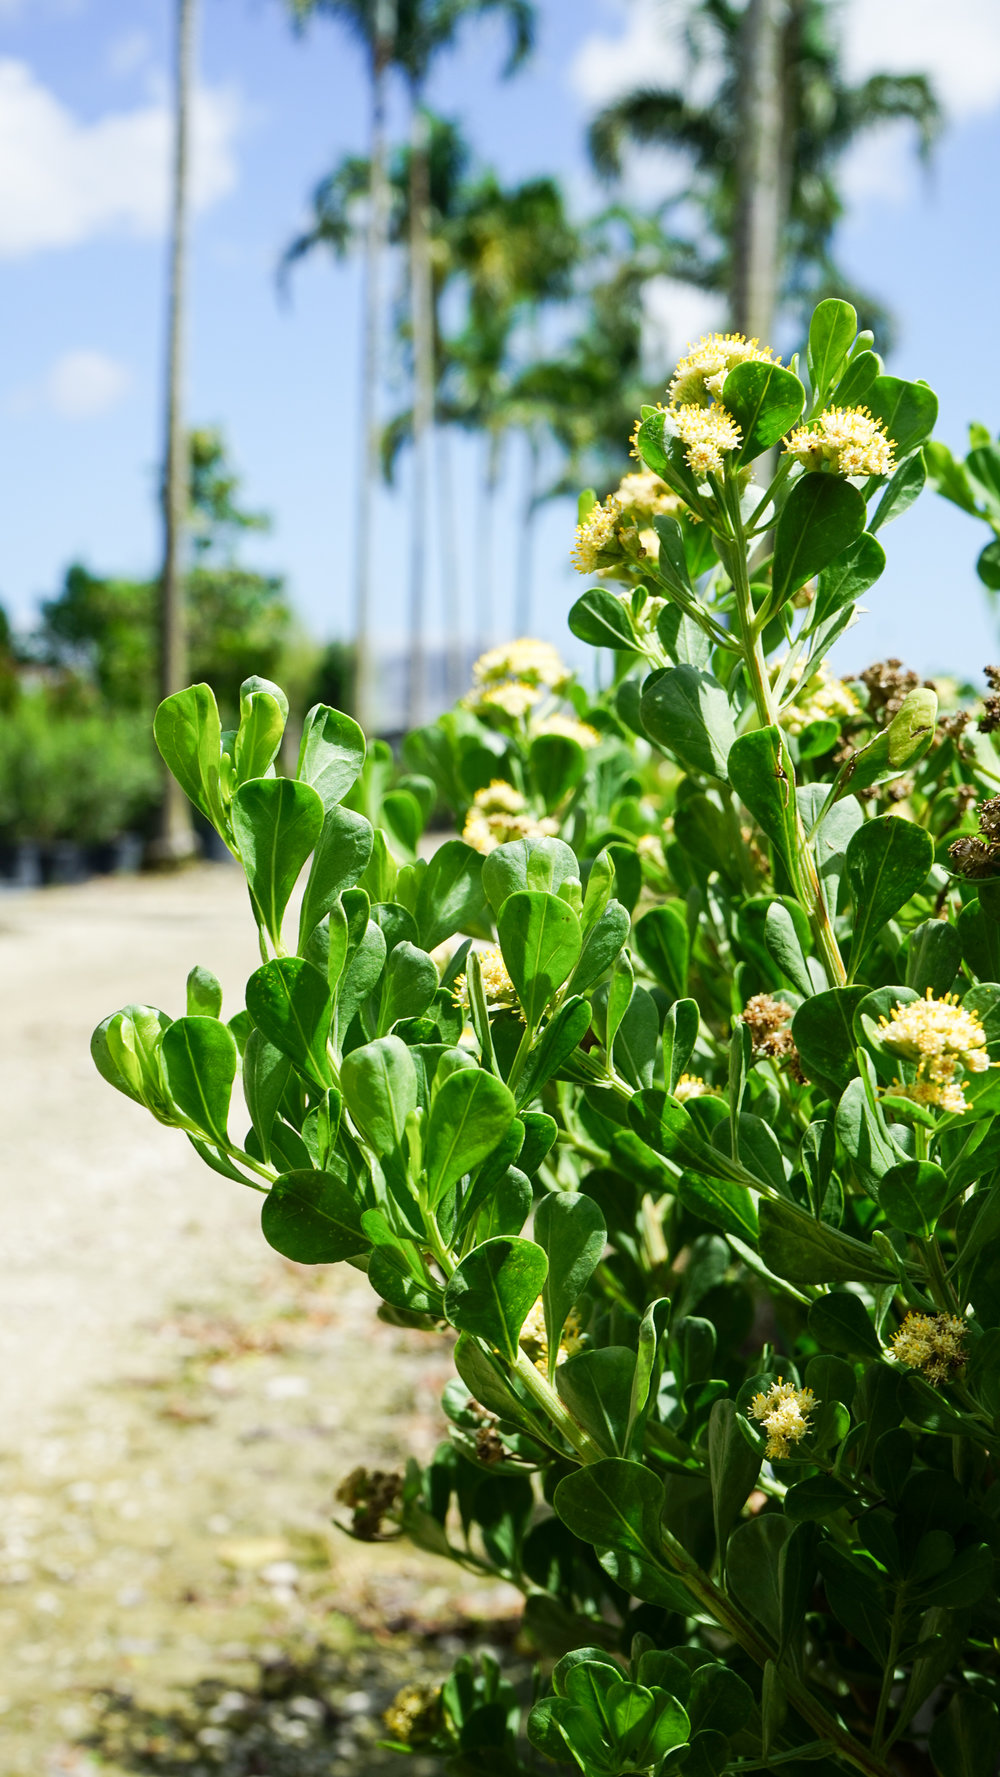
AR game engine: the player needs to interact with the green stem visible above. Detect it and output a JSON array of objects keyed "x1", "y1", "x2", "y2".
[
  {"x1": 658, "y1": 1524, "x2": 894, "y2": 1777},
  {"x1": 872, "y1": 1593, "x2": 904, "y2": 1753},
  {"x1": 511, "y1": 1348, "x2": 605, "y2": 1464}
]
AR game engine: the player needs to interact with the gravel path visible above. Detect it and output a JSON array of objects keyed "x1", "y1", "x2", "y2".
[{"x1": 0, "y1": 869, "x2": 519, "y2": 1775}]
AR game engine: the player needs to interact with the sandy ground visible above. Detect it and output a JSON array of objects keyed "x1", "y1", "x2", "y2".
[{"x1": 0, "y1": 868, "x2": 520, "y2": 1775}]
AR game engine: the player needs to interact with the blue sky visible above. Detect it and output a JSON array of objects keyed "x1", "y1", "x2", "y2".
[{"x1": 3, "y1": 0, "x2": 1000, "y2": 718}]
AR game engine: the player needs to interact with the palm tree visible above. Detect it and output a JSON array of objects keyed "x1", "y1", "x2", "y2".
[
  {"x1": 286, "y1": 0, "x2": 397, "y2": 732},
  {"x1": 151, "y1": 0, "x2": 199, "y2": 863},
  {"x1": 587, "y1": 0, "x2": 941, "y2": 345}
]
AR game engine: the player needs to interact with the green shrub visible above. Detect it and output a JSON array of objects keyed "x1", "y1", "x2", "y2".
[
  {"x1": 93, "y1": 303, "x2": 1000, "y2": 1777},
  {"x1": 0, "y1": 695, "x2": 159, "y2": 842}
]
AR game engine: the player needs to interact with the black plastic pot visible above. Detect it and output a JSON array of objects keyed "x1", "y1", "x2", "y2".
[
  {"x1": 86, "y1": 832, "x2": 144, "y2": 876},
  {"x1": 38, "y1": 840, "x2": 89, "y2": 886},
  {"x1": 0, "y1": 839, "x2": 42, "y2": 889}
]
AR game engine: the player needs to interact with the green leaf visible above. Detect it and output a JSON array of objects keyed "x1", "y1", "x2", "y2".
[
  {"x1": 807, "y1": 1290, "x2": 881, "y2": 1359},
  {"x1": 297, "y1": 702, "x2": 366, "y2": 808},
  {"x1": 569, "y1": 586, "x2": 639, "y2": 650},
  {"x1": 378, "y1": 940, "x2": 438, "y2": 1033},
  {"x1": 869, "y1": 451, "x2": 926, "y2": 533},
  {"x1": 663, "y1": 998, "x2": 700, "y2": 1092},
  {"x1": 497, "y1": 890, "x2": 582, "y2": 1027},
  {"x1": 772, "y1": 473, "x2": 866, "y2": 608},
  {"x1": 687, "y1": 1664, "x2": 753, "y2": 1739},
  {"x1": 553, "y1": 1459, "x2": 692, "y2": 1612},
  {"x1": 675, "y1": 1172, "x2": 759, "y2": 1242},
  {"x1": 414, "y1": 840, "x2": 487, "y2": 950},
  {"x1": 233, "y1": 677, "x2": 286, "y2": 784},
  {"x1": 759, "y1": 1197, "x2": 894, "y2": 1285},
  {"x1": 845, "y1": 816, "x2": 935, "y2": 978},
  {"x1": 722, "y1": 360, "x2": 804, "y2": 463},
  {"x1": 154, "y1": 682, "x2": 226, "y2": 834},
  {"x1": 784, "y1": 1474, "x2": 854, "y2": 1520},
  {"x1": 297, "y1": 806, "x2": 374, "y2": 950},
  {"x1": 443, "y1": 1236, "x2": 548, "y2": 1362},
  {"x1": 242, "y1": 1029, "x2": 291, "y2": 1163},
  {"x1": 530, "y1": 732, "x2": 587, "y2": 812},
  {"x1": 231, "y1": 777, "x2": 324, "y2": 950},
  {"x1": 424, "y1": 1069, "x2": 517, "y2": 1208},
  {"x1": 813, "y1": 531, "x2": 886, "y2": 624},
  {"x1": 929, "y1": 1692, "x2": 1000, "y2": 1777},
  {"x1": 807, "y1": 298, "x2": 857, "y2": 398},
  {"x1": 778, "y1": 1520, "x2": 819, "y2": 1661},
  {"x1": 727, "y1": 1515, "x2": 787, "y2": 1641},
  {"x1": 905, "y1": 918, "x2": 963, "y2": 998},
  {"x1": 708, "y1": 1398, "x2": 762, "y2": 1562},
  {"x1": 614, "y1": 985, "x2": 659, "y2": 1091},
  {"x1": 831, "y1": 346, "x2": 879, "y2": 408},
  {"x1": 977, "y1": 538, "x2": 1000, "y2": 590},
  {"x1": 246, "y1": 958, "x2": 333, "y2": 1090},
  {"x1": 845, "y1": 686, "x2": 938, "y2": 796},
  {"x1": 866, "y1": 375, "x2": 938, "y2": 458},
  {"x1": 571, "y1": 899, "x2": 630, "y2": 995},
  {"x1": 261, "y1": 1170, "x2": 368, "y2": 1264},
  {"x1": 534, "y1": 1191, "x2": 606, "y2": 1380},
  {"x1": 515, "y1": 996, "x2": 592, "y2": 1106},
  {"x1": 640, "y1": 665, "x2": 736, "y2": 779},
  {"x1": 764, "y1": 900, "x2": 813, "y2": 996},
  {"x1": 340, "y1": 1035, "x2": 418, "y2": 1171},
  {"x1": 186, "y1": 964, "x2": 223, "y2": 1018},
  {"x1": 481, "y1": 836, "x2": 579, "y2": 916},
  {"x1": 161, "y1": 1015, "x2": 237, "y2": 1146},
  {"x1": 634, "y1": 903, "x2": 689, "y2": 998},
  {"x1": 556, "y1": 1348, "x2": 637, "y2": 1455},
  {"x1": 727, "y1": 726, "x2": 797, "y2": 873},
  {"x1": 817, "y1": 1545, "x2": 887, "y2": 1661},
  {"x1": 878, "y1": 1159, "x2": 950, "y2": 1238},
  {"x1": 792, "y1": 986, "x2": 868, "y2": 1094}
]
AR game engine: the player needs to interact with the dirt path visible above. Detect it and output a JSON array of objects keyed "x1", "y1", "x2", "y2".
[{"x1": 0, "y1": 869, "x2": 520, "y2": 1775}]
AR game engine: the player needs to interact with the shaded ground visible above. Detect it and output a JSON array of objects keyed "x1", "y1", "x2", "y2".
[{"x1": 0, "y1": 868, "x2": 521, "y2": 1775}]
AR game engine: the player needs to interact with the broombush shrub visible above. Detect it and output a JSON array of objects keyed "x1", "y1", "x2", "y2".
[{"x1": 94, "y1": 300, "x2": 1000, "y2": 1777}]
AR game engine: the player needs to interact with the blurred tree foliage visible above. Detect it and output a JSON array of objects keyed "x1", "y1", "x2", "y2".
[{"x1": 37, "y1": 430, "x2": 293, "y2": 721}]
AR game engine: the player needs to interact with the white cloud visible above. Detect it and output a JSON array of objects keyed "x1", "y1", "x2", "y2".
[
  {"x1": 107, "y1": 31, "x2": 155, "y2": 80},
  {"x1": 0, "y1": 59, "x2": 241, "y2": 259},
  {"x1": 571, "y1": 0, "x2": 1000, "y2": 132},
  {"x1": 570, "y1": 0, "x2": 684, "y2": 106},
  {"x1": 841, "y1": 0, "x2": 1000, "y2": 120},
  {"x1": 44, "y1": 350, "x2": 131, "y2": 419}
]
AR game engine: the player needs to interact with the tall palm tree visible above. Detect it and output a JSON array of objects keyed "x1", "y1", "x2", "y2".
[
  {"x1": 151, "y1": 0, "x2": 198, "y2": 863},
  {"x1": 588, "y1": 0, "x2": 941, "y2": 345},
  {"x1": 286, "y1": 0, "x2": 397, "y2": 732}
]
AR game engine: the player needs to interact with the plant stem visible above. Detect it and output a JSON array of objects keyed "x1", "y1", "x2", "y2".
[
  {"x1": 872, "y1": 1594, "x2": 904, "y2": 1753},
  {"x1": 511, "y1": 1350, "x2": 605, "y2": 1464}
]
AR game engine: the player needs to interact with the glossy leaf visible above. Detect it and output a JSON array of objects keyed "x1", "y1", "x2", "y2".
[
  {"x1": 845, "y1": 816, "x2": 934, "y2": 977},
  {"x1": 556, "y1": 1348, "x2": 637, "y2": 1455},
  {"x1": 808, "y1": 1290, "x2": 881, "y2": 1359},
  {"x1": 161, "y1": 1014, "x2": 237, "y2": 1146},
  {"x1": 261, "y1": 1170, "x2": 368, "y2": 1264},
  {"x1": 709, "y1": 1398, "x2": 762, "y2": 1562},
  {"x1": 231, "y1": 777, "x2": 324, "y2": 949},
  {"x1": 727, "y1": 726, "x2": 797, "y2": 873},
  {"x1": 866, "y1": 374, "x2": 938, "y2": 458},
  {"x1": 443, "y1": 1236, "x2": 548, "y2": 1362},
  {"x1": 414, "y1": 840, "x2": 487, "y2": 950},
  {"x1": 154, "y1": 682, "x2": 226, "y2": 833},
  {"x1": 534, "y1": 1191, "x2": 606, "y2": 1380},
  {"x1": 554, "y1": 1459, "x2": 692, "y2": 1611},
  {"x1": 296, "y1": 702, "x2": 366, "y2": 808},
  {"x1": 297, "y1": 806, "x2": 374, "y2": 950},
  {"x1": 233, "y1": 676, "x2": 286, "y2": 784},
  {"x1": 497, "y1": 890, "x2": 582, "y2": 1026},
  {"x1": 246, "y1": 958, "x2": 333, "y2": 1090},
  {"x1": 640, "y1": 665, "x2": 736, "y2": 780},
  {"x1": 424, "y1": 1069, "x2": 517, "y2": 1207},
  {"x1": 569, "y1": 586, "x2": 639, "y2": 650},
  {"x1": 878, "y1": 1159, "x2": 950, "y2": 1238},
  {"x1": 807, "y1": 298, "x2": 857, "y2": 397},
  {"x1": 482, "y1": 836, "x2": 579, "y2": 916},
  {"x1": 723, "y1": 360, "x2": 804, "y2": 462},
  {"x1": 634, "y1": 903, "x2": 689, "y2": 998},
  {"x1": 339, "y1": 1035, "x2": 418, "y2": 1170},
  {"x1": 772, "y1": 473, "x2": 866, "y2": 608},
  {"x1": 759, "y1": 1197, "x2": 895, "y2": 1285}
]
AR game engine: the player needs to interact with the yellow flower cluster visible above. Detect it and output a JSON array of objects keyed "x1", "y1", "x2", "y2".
[
  {"x1": 880, "y1": 989, "x2": 990, "y2": 1115},
  {"x1": 571, "y1": 495, "x2": 624, "y2": 574},
  {"x1": 890, "y1": 1311, "x2": 967, "y2": 1386},
  {"x1": 476, "y1": 681, "x2": 541, "y2": 718},
  {"x1": 749, "y1": 1378, "x2": 817, "y2": 1460},
  {"x1": 615, "y1": 470, "x2": 687, "y2": 521},
  {"x1": 784, "y1": 406, "x2": 895, "y2": 478},
  {"x1": 519, "y1": 1296, "x2": 584, "y2": 1373},
  {"x1": 669, "y1": 333, "x2": 779, "y2": 406},
  {"x1": 532, "y1": 711, "x2": 600, "y2": 749},
  {"x1": 780, "y1": 661, "x2": 859, "y2": 735},
  {"x1": 673, "y1": 1073, "x2": 715, "y2": 1103},
  {"x1": 452, "y1": 942, "x2": 519, "y2": 1015},
  {"x1": 472, "y1": 638, "x2": 570, "y2": 691},
  {"x1": 462, "y1": 783, "x2": 559, "y2": 855},
  {"x1": 668, "y1": 402, "x2": 743, "y2": 478},
  {"x1": 383, "y1": 1683, "x2": 442, "y2": 1746}
]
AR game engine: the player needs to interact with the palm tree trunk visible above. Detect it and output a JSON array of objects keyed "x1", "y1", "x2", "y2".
[
  {"x1": 732, "y1": 0, "x2": 788, "y2": 342},
  {"x1": 437, "y1": 427, "x2": 463, "y2": 702},
  {"x1": 406, "y1": 98, "x2": 434, "y2": 728},
  {"x1": 152, "y1": 0, "x2": 197, "y2": 863},
  {"x1": 476, "y1": 430, "x2": 501, "y2": 654},
  {"x1": 515, "y1": 429, "x2": 540, "y2": 636},
  {"x1": 354, "y1": 0, "x2": 395, "y2": 735}
]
